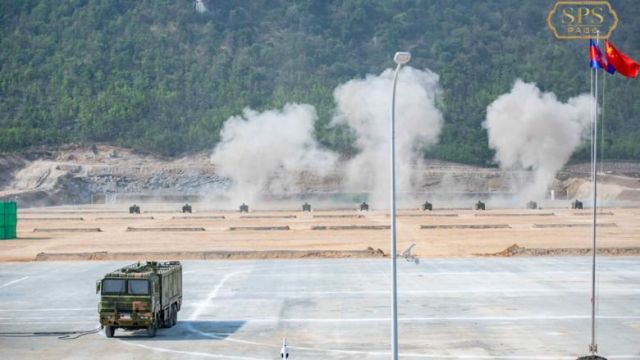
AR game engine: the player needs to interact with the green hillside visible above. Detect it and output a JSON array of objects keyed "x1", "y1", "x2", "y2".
[{"x1": 1, "y1": 0, "x2": 639, "y2": 163}]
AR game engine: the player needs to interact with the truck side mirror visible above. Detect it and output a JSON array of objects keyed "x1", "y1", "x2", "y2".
[{"x1": 96, "y1": 280, "x2": 101, "y2": 294}]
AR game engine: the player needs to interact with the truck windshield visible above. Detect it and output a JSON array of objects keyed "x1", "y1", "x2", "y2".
[
  {"x1": 128, "y1": 279, "x2": 150, "y2": 295},
  {"x1": 102, "y1": 279, "x2": 125, "y2": 294}
]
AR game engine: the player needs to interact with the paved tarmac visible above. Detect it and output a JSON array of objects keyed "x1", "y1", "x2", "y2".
[{"x1": 0, "y1": 258, "x2": 639, "y2": 359}]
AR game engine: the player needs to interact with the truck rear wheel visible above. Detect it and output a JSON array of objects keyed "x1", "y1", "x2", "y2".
[
  {"x1": 105, "y1": 325, "x2": 115, "y2": 338},
  {"x1": 160, "y1": 310, "x2": 170, "y2": 328},
  {"x1": 171, "y1": 304, "x2": 178, "y2": 326}
]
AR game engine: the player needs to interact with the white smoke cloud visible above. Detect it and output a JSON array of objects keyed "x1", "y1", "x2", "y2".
[
  {"x1": 332, "y1": 67, "x2": 443, "y2": 207},
  {"x1": 208, "y1": 67, "x2": 443, "y2": 209},
  {"x1": 210, "y1": 104, "x2": 337, "y2": 206},
  {"x1": 483, "y1": 80, "x2": 592, "y2": 201}
]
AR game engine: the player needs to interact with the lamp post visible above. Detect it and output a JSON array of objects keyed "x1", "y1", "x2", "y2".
[{"x1": 390, "y1": 51, "x2": 411, "y2": 360}]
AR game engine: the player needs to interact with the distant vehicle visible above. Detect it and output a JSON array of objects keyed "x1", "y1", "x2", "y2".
[
  {"x1": 182, "y1": 203, "x2": 192, "y2": 213},
  {"x1": 526, "y1": 201, "x2": 538, "y2": 210},
  {"x1": 302, "y1": 202, "x2": 311, "y2": 212},
  {"x1": 475, "y1": 201, "x2": 486, "y2": 210},
  {"x1": 422, "y1": 201, "x2": 433, "y2": 211},
  {"x1": 97, "y1": 261, "x2": 182, "y2": 338},
  {"x1": 239, "y1": 203, "x2": 249, "y2": 213},
  {"x1": 572, "y1": 200, "x2": 583, "y2": 209},
  {"x1": 360, "y1": 202, "x2": 369, "y2": 211},
  {"x1": 129, "y1": 204, "x2": 141, "y2": 214}
]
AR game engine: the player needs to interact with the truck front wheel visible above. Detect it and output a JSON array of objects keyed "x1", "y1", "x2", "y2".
[
  {"x1": 105, "y1": 325, "x2": 115, "y2": 338},
  {"x1": 147, "y1": 318, "x2": 157, "y2": 337}
]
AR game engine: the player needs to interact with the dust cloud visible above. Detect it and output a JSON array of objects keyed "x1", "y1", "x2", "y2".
[
  {"x1": 483, "y1": 80, "x2": 592, "y2": 202},
  {"x1": 209, "y1": 67, "x2": 443, "y2": 208},
  {"x1": 332, "y1": 67, "x2": 443, "y2": 207},
  {"x1": 210, "y1": 104, "x2": 337, "y2": 207}
]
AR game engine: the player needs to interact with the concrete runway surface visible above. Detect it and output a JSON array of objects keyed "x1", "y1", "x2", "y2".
[{"x1": 0, "y1": 258, "x2": 639, "y2": 359}]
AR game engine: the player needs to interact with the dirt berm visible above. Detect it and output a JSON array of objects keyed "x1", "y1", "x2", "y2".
[
  {"x1": 34, "y1": 248, "x2": 386, "y2": 261},
  {"x1": 485, "y1": 244, "x2": 640, "y2": 257}
]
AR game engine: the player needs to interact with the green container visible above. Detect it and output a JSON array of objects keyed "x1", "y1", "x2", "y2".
[
  {"x1": 4, "y1": 214, "x2": 16, "y2": 226},
  {"x1": 0, "y1": 226, "x2": 17, "y2": 240},
  {"x1": 6, "y1": 226, "x2": 16, "y2": 239},
  {"x1": 0, "y1": 202, "x2": 17, "y2": 226},
  {"x1": 0, "y1": 202, "x2": 17, "y2": 239},
  {"x1": 4, "y1": 202, "x2": 17, "y2": 214},
  {"x1": 0, "y1": 202, "x2": 16, "y2": 214}
]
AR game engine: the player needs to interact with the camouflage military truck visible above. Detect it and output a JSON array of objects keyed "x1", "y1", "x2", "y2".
[{"x1": 97, "y1": 261, "x2": 182, "y2": 338}]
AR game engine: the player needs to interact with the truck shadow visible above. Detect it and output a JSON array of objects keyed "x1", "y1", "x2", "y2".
[{"x1": 115, "y1": 320, "x2": 246, "y2": 341}]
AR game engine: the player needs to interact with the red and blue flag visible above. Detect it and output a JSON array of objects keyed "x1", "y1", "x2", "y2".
[{"x1": 590, "y1": 39, "x2": 615, "y2": 74}]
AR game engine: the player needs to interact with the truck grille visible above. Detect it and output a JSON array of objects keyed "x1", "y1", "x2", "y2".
[{"x1": 101, "y1": 301, "x2": 147, "y2": 312}]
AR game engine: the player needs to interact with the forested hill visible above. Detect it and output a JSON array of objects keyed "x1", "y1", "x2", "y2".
[{"x1": 1, "y1": 0, "x2": 639, "y2": 164}]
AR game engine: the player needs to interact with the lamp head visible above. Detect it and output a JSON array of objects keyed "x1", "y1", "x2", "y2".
[{"x1": 394, "y1": 51, "x2": 411, "y2": 65}]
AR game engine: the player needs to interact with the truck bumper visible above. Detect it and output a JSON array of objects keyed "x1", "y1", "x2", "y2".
[{"x1": 99, "y1": 312, "x2": 154, "y2": 328}]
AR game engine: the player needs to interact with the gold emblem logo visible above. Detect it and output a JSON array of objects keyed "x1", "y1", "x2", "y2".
[{"x1": 546, "y1": 1, "x2": 618, "y2": 40}]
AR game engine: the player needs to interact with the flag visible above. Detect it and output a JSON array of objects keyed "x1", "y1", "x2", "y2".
[
  {"x1": 589, "y1": 39, "x2": 615, "y2": 74},
  {"x1": 605, "y1": 40, "x2": 640, "y2": 78}
]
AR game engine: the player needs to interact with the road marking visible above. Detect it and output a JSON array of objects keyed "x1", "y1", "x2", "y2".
[
  {"x1": 0, "y1": 276, "x2": 29, "y2": 289},
  {"x1": 0, "y1": 321, "x2": 96, "y2": 325},
  {"x1": 0, "y1": 308, "x2": 94, "y2": 312},
  {"x1": 3, "y1": 314, "x2": 640, "y2": 324},
  {"x1": 182, "y1": 315, "x2": 640, "y2": 324},
  {"x1": 118, "y1": 340, "x2": 266, "y2": 360},
  {"x1": 210, "y1": 288, "x2": 640, "y2": 296},
  {"x1": 289, "y1": 343, "x2": 640, "y2": 359},
  {"x1": 189, "y1": 270, "x2": 249, "y2": 321}
]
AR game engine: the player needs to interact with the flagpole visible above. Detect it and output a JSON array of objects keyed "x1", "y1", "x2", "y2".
[
  {"x1": 600, "y1": 72, "x2": 606, "y2": 174},
  {"x1": 589, "y1": 31, "x2": 601, "y2": 357}
]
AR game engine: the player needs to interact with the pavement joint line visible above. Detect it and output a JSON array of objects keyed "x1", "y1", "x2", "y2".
[
  {"x1": 233, "y1": 270, "x2": 640, "y2": 276},
  {"x1": 0, "y1": 276, "x2": 29, "y2": 289},
  {"x1": 0, "y1": 308, "x2": 95, "y2": 312},
  {"x1": 117, "y1": 339, "x2": 265, "y2": 360},
  {"x1": 170, "y1": 315, "x2": 640, "y2": 323},
  {"x1": 0, "y1": 321, "x2": 96, "y2": 325},
  {"x1": 208, "y1": 288, "x2": 640, "y2": 295}
]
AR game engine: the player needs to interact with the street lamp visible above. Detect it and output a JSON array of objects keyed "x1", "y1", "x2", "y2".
[{"x1": 390, "y1": 51, "x2": 410, "y2": 360}]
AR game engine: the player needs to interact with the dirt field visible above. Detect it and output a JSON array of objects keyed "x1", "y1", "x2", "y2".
[{"x1": 0, "y1": 204, "x2": 638, "y2": 261}]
